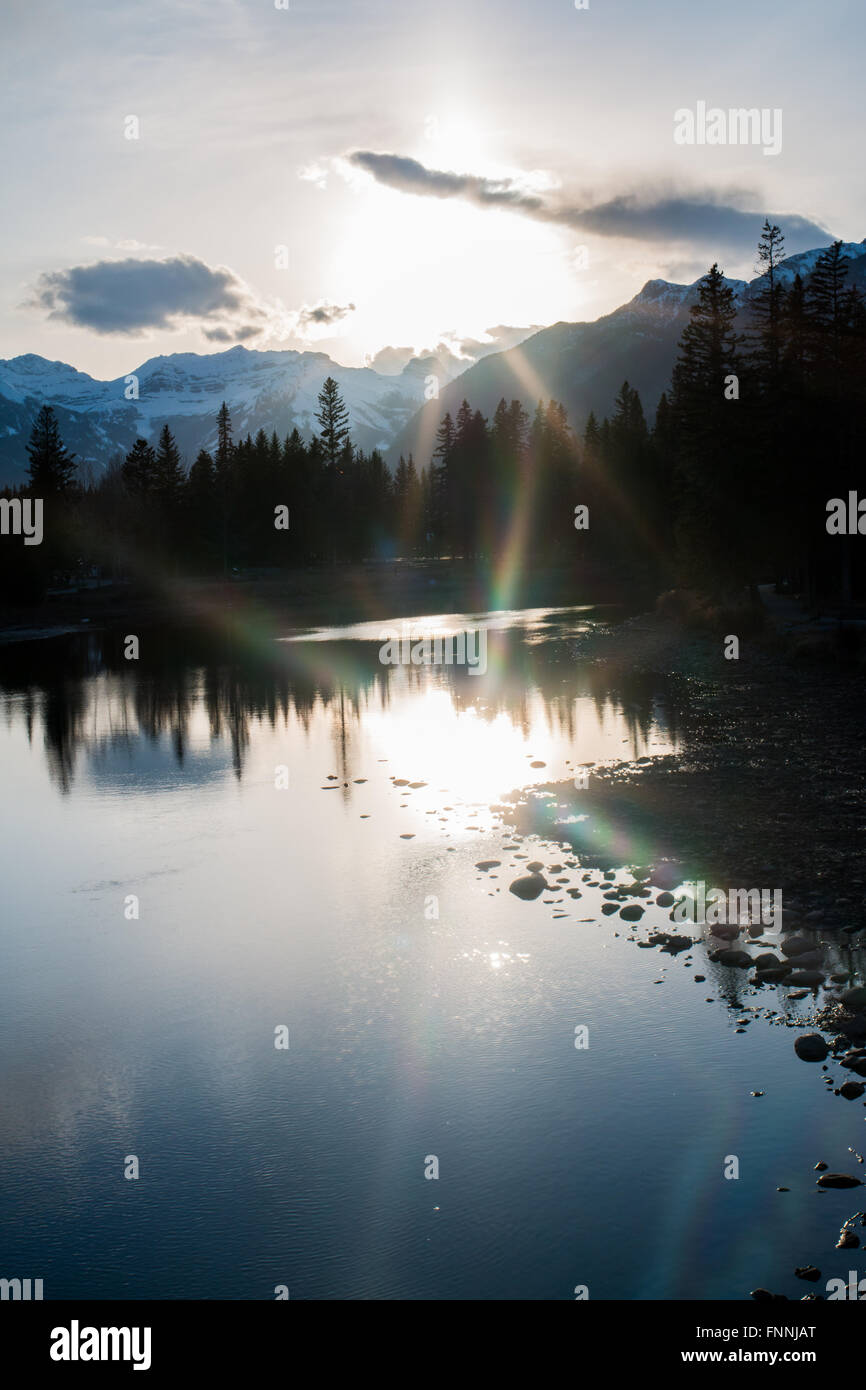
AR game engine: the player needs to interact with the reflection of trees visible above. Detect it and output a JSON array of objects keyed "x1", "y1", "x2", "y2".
[{"x1": 0, "y1": 620, "x2": 686, "y2": 793}]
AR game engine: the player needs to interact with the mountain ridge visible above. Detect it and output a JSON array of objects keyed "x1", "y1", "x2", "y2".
[
  {"x1": 2, "y1": 239, "x2": 864, "y2": 486},
  {"x1": 387, "y1": 239, "x2": 866, "y2": 466}
]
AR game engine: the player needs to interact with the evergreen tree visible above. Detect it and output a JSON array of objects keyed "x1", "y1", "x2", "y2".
[
  {"x1": 430, "y1": 411, "x2": 455, "y2": 552},
  {"x1": 122, "y1": 438, "x2": 158, "y2": 496},
  {"x1": 670, "y1": 264, "x2": 748, "y2": 590},
  {"x1": 26, "y1": 405, "x2": 77, "y2": 494},
  {"x1": 749, "y1": 220, "x2": 786, "y2": 385},
  {"x1": 154, "y1": 424, "x2": 184, "y2": 505},
  {"x1": 316, "y1": 377, "x2": 350, "y2": 467}
]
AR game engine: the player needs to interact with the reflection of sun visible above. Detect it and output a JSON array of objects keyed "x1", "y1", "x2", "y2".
[{"x1": 364, "y1": 688, "x2": 539, "y2": 805}]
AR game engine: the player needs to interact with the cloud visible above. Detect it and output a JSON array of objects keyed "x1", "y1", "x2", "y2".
[
  {"x1": 347, "y1": 151, "x2": 831, "y2": 255},
  {"x1": 202, "y1": 323, "x2": 264, "y2": 343},
  {"x1": 451, "y1": 324, "x2": 541, "y2": 361},
  {"x1": 297, "y1": 162, "x2": 329, "y2": 190},
  {"x1": 29, "y1": 254, "x2": 269, "y2": 337},
  {"x1": 367, "y1": 325, "x2": 539, "y2": 379},
  {"x1": 82, "y1": 236, "x2": 164, "y2": 252},
  {"x1": 295, "y1": 300, "x2": 356, "y2": 330},
  {"x1": 366, "y1": 344, "x2": 417, "y2": 374}
]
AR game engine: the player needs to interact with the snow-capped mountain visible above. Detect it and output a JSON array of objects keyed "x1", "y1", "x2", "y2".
[
  {"x1": 0, "y1": 345, "x2": 449, "y2": 486},
  {"x1": 2, "y1": 239, "x2": 864, "y2": 487}
]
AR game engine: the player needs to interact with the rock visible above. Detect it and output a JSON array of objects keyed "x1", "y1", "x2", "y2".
[
  {"x1": 786, "y1": 970, "x2": 825, "y2": 986},
  {"x1": 710, "y1": 923, "x2": 741, "y2": 941},
  {"x1": 842, "y1": 987, "x2": 866, "y2": 1011},
  {"x1": 840, "y1": 1050, "x2": 866, "y2": 1076},
  {"x1": 508, "y1": 873, "x2": 547, "y2": 901},
  {"x1": 837, "y1": 1231, "x2": 860, "y2": 1249},
  {"x1": 647, "y1": 932, "x2": 691, "y2": 954},
  {"x1": 655, "y1": 892, "x2": 675, "y2": 907},
  {"x1": 750, "y1": 1289, "x2": 787, "y2": 1301},
  {"x1": 754, "y1": 953, "x2": 782, "y2": 970},
  {"x1": 794, "y1": 1266, "x2": 821, "y2": 1281},
  {"x1": 714, "y1": 949, "x2": 753, "y2": 968},
  {"x1": 620, "y1": 904, "x2": 644, "y2": 921},
  {"x1": 839, "y1": 1081, "x2": 865, "y2": 1099},
  {"x1": 835, "y1": 1015, "x2": 866, "y2": 1039},
  {"x1": 794, "y1": 1034, "x2": 829, "y2": 1062},
  {"x1": 814, "y1": 1162, "x2": 828, "y2": 1171},
  {"x1": 601, "y1": 903, "x2": 618, "y2": 915},
  {"x1": 752, "y1": 966, "x2": 791, "y2": 983},
  {"x1": 526, "y1": 861, "x2": 544, "y2": 872},
  {"x1": 475, "y1": 860, "x2": 501, "y2": 870},
  {"x1": 816, "y1": 1173, "x2": 863, "y2": 1189},
  {"x1": 788, "y1": 951, "x2": 824, "y2": 970},
  {"x1": 781, "y1": 935, "x2": 815, "y2": 958}
]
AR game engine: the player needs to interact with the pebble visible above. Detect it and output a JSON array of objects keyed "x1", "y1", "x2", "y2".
[
  {"x1": 619, "y1": 904, "x2": 644, "y2": 921},
  {"x1": 837, "y1": 1231, "x2": 860, "y2": 1249},
  {"x1": 508, "y1": 873, "x2": 547, "y2": 901},
  {"x1": 794, "y1": 1034, "x2": 829, "y2": 1062}
]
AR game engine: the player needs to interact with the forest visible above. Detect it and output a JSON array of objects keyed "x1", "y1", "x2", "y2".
[{"x1": 3, "y1": 225, "x2": 865, "y2": 606}]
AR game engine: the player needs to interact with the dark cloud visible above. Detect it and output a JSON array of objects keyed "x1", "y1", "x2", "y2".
[
  {"x1": 29, "y1": 254, "x2": 267, "y2": 336},
  {"x1": 348, "y1": 151, "x2": 831, "y2": 255},
  {"x1": 202, "y1": 323, "x2": 264, "y2": 343},
  {"x1": 349, "y1": 151, "x2": 545, "y2": 215},
  {"x1": 296, "y1": 301, "x2": 356, "y2": 329}
]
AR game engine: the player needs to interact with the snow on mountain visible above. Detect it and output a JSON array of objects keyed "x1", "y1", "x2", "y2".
[
  {"x1": 765, "y1": 240, "x2": 866, "y2": 289},
  {"x1": 2, "y1": 237, "x2": 862, "y2": 487},
  {"x1": 0, "y1": 345, "x2": 441, "y2": 484}
]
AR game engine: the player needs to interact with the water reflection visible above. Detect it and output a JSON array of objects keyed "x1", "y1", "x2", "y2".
[{"x1": 0, "y1": 608, "x2": 685, "y2": 797}]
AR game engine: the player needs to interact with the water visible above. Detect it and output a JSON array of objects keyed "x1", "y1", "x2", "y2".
[{"x1": 0, "y1": 605, "x2": 862, "y2": 1299}]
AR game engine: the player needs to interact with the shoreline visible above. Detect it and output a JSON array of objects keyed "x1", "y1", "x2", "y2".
[
  {"x1": 516, "y1": 604, "x2": 865, "y2": 932},
  {"x1": 0, "y1": 560, "x2": 647, "y2": 644}
]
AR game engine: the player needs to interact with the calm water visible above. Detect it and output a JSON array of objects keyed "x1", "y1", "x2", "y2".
[{"x1": 0, "y1": 605, "x2": 862, "y2": 1299}]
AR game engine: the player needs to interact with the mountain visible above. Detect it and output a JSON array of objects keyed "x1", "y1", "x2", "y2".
[
  {"x1": 0, "y1": 344, "x2": 453, "y2": 486},
  {"x1": 3, "y1": 239, "x2": 865, "y2": 486},
  {"x1": 388, "y1": 239, "x2": 866, "y2": 466}
]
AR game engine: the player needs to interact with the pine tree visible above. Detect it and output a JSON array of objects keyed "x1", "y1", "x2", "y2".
[
  {"x1": 122, "y1": 438, "x2": 158, "y2": 496},
  {"x1": 749, "y1": 220, "x2": 786, "y2": 385},
  {"x1": 216, "y1": 402, "x2": 233, "y2": 472},
  {"x1": 316, "y1": 377, "x2": 350, "y2": 467},
  {"x1": 670, "y1": 264, "x2": 748, "y2": 591},
  {"x1": 154, "y1": 424, "x2": 184, "y2": 504},
  {"x1": 26, "y1": 405, "x2": 77, "y2": 494}
]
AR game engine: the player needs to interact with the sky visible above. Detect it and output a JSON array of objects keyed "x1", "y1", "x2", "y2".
[{"x1": 2, "y1": 0, "x2": 863, "y2": 380}]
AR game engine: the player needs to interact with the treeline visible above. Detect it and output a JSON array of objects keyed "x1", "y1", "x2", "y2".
[{"x1": 3, "y1": 224, "x2": 865, "y2": 604}]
